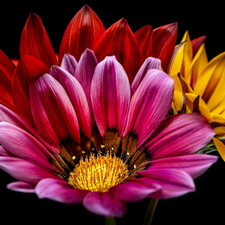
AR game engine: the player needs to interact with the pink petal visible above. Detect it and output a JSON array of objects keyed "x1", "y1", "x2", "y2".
[
  {"x1": 0, "y1": 145, "x2": 11, "y2": 156},
  {"x1": 149, "y1": 154, "x2": 218, "y2": 179},
  {"x1": 0, "y1": 157, "x2": 57, "y2": 185},
  {"x1": 144, "y1": 113, "x2": 215, "y2": 160},
  {"x1": 74, "y1": 49, "x2": 98, "y2": 126},
  {"x1": 91, "y1": 56, "x2": 131, "y2": 137},
  {"x1": 0, "y1": 122, "x2": 56, "y2": 171},
  {"x1": 109, "y1": 178, "x2": 161, "y2": 202},
  {"x1": 0, "y1": 104, "x2": 58, "y2": 154},
  {"x1": 131, "y1": 57, "x2": 161, "y2": 95},
  {"x1": 83, "y1": 191, "x2": 126, "y2": 218},
  {"x1": 29, "y1": 73, "x2": 80, "y2": 151},
  {"x1": 50, "y1": 66, "x2": 91, "y2": 139},
  {"x1": 7, "y1": 181, "x2": 35, "y2": 193},
  {"x1": 35, "y1": 178, "x2": 88, "y2": 204},
  {"x1": 123, "y1": 69, "x2": 174, "y2": 147},
  {"x1": 60, "y1": 53, "x2": 77, "y2": 75},
  {"x1": 138, "y1": 169, "x2": 195, "y2": 199}
]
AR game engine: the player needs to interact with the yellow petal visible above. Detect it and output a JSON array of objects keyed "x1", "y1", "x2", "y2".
[
  {"x1": 213, "y1": 126, "x2": 225, "y2": 136},
  {"x1": 188, "y1": 43, "x2": 208, "y2": 89},
  {"x1": 210, "y1": 113, "x2": 225, "y2": 125},
  {"x1": 180, "y1": 31, "x2": 193, "y2": 81},
  {"x1": 185, "y1": 93, "x2": 211, "y2": 122},
  {"x1": 213, "y1": 137, "x2": 225, "y2": 161},
  {"x1": 171, "y1": 73, "x2": 183, "y2": 112},
  {"x1": 194, "y1": 52, "x2": 225, "y2": 100},
  {"x1": 168, "y1": 41, "x2": 185, "y2": 75},
  {"x1": 171, "y1": 73, "x2": 193, "y2": 113}
]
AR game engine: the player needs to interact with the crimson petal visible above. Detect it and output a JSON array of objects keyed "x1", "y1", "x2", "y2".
[
  {"x1": 123, "y1": 69, "x2": 174, "y2": 147},
  {"x1": 0, "y1": 50, "x2": 16, "y2": 111},
  {"x1": 94, "y1": 18, "x2": 140, "y2": 83},
  {"x1": 20, "y1": 13, "x2": 57, "y2": 67},
  {"x1": 83, "y1": 191, "x2": 126, "y2": 218},
  {"x1": 12, "y1": 55, "x2": 49, "y2": 124},
  {"x1": 59, "y1": 5, "x2": 105, "y2": 62},
  {"x1": 191, "y1": 35, "x2": 207, "y2": 57},
  {"x1": 134, "y1": 25, "x2": 153, "y2": 65},
  {"x1": 152, "y1": 22, "x2": 177, "y2": 71},
  {"x1": 91, "y1": 56, "x2": 130, "y2": 137}
]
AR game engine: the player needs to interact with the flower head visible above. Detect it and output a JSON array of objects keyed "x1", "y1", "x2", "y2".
[{"x1": 0, "y1": 5, "x2": 218, "y2": 218}]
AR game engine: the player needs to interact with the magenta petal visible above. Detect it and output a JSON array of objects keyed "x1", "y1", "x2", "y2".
[
  {"x1": 29, "y1": 73, "x2": 80, "y2": 149},
  {"x1": 131, "y1": 57, "x2": 161, "y2": 95},
  {"x1": 149, "y1": 154, "x2": 218, "y2": 179},
  {"x1": 0, "y1": 122, "x2": 56, "y2": 171},
  {"x1": 74, "y1": 49, "x2": 98, "y2": 126},
  {"x1": 60, "y1": 53, "x2": 77, "y2": 75},
  {"x1": 145, "y1": 113, "x2": 215, "y2": 159},
  {"x1": 83, "y1": 191, "x2": 126, "y2": 218},
  {"x1": 123, "y1": 69, "x2": 174, "y2": 147},
  {"x1": 0, "y1": 104, "x2": 58, "y2": 154},
  {"x1": 91, "y1": 56, "x2": 131, "y2": 137},
  {"x1": 109, "y1": 178, "x2": 160, "y2": 202},
  {"x1": 35, "y1": 178, "x2": 89, "y2": 204},
  {"x1": 0, "y1": 157, "x2": 57, "y2": 185},
  {"x1": 50, "y1": 66, "x2": 91, "y2": 138},
  {"x1": 7, "y1": 181, "x2": 35, "y2": 193},
  {"x1": 138, "y1": 169, "x2": 195, "y2": 199}
]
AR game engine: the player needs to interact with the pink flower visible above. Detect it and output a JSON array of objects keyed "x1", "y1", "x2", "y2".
[
  {"x1": 0, "y1": 49, "x2": 217, "y2": 217},
  {"x1": 0, "y1": 5, "x2": 218, "y2": 218}
]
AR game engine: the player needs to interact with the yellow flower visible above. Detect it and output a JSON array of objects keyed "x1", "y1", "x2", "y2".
[{"x1": 169, "y1": 31, "x2": 225, "y2": 160}]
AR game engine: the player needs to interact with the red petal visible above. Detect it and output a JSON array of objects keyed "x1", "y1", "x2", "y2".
[
  {"x1": 152, "y1": 22, "x2": 177, "y2": 71},
  {"x1": 0, "y1": 50, "x2": 16, "y2": 111},
  {"x1": 134, "y1": 25, "x2": 153, "y2": 65},
  {"x1": 20, "y1": 13, "x2": 57, "y2": 67},
  {"x1": 94, "y1": 18, "x2": 140, "y2": 84},
  {"x1": 191, "y1": 35, "x2": 206, "y2": 57},
  {"x1": 12, "y1": 55, "x2": 49, "y2": 124},
  {"x1": 59, "y1": 5, "x2": 105, "y2": 62},
  {"x1": 0, "y1": 50, "x2": 15, "y2": 91}
]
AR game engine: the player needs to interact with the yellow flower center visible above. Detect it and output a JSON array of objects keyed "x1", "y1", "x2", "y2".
[{"x1": 68, "y1": 151, "x2": 129, "y2": 192}]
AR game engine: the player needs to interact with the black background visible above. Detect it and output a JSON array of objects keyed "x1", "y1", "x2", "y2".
[{"x1": 0, "y1": 1, "x2": 225, "y2": 224}]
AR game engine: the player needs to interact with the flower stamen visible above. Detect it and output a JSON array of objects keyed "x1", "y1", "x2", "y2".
[{"x1": 68, "y1": 151, "x2": 129, "y2": 192}]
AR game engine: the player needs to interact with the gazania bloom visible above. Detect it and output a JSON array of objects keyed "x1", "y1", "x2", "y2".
[
  {"x1": 0, "y1": 5, "x2": 218, "y2": 219},
  {"x1": 168, "y1": 31, "x2": 225, "y2": 159}
]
